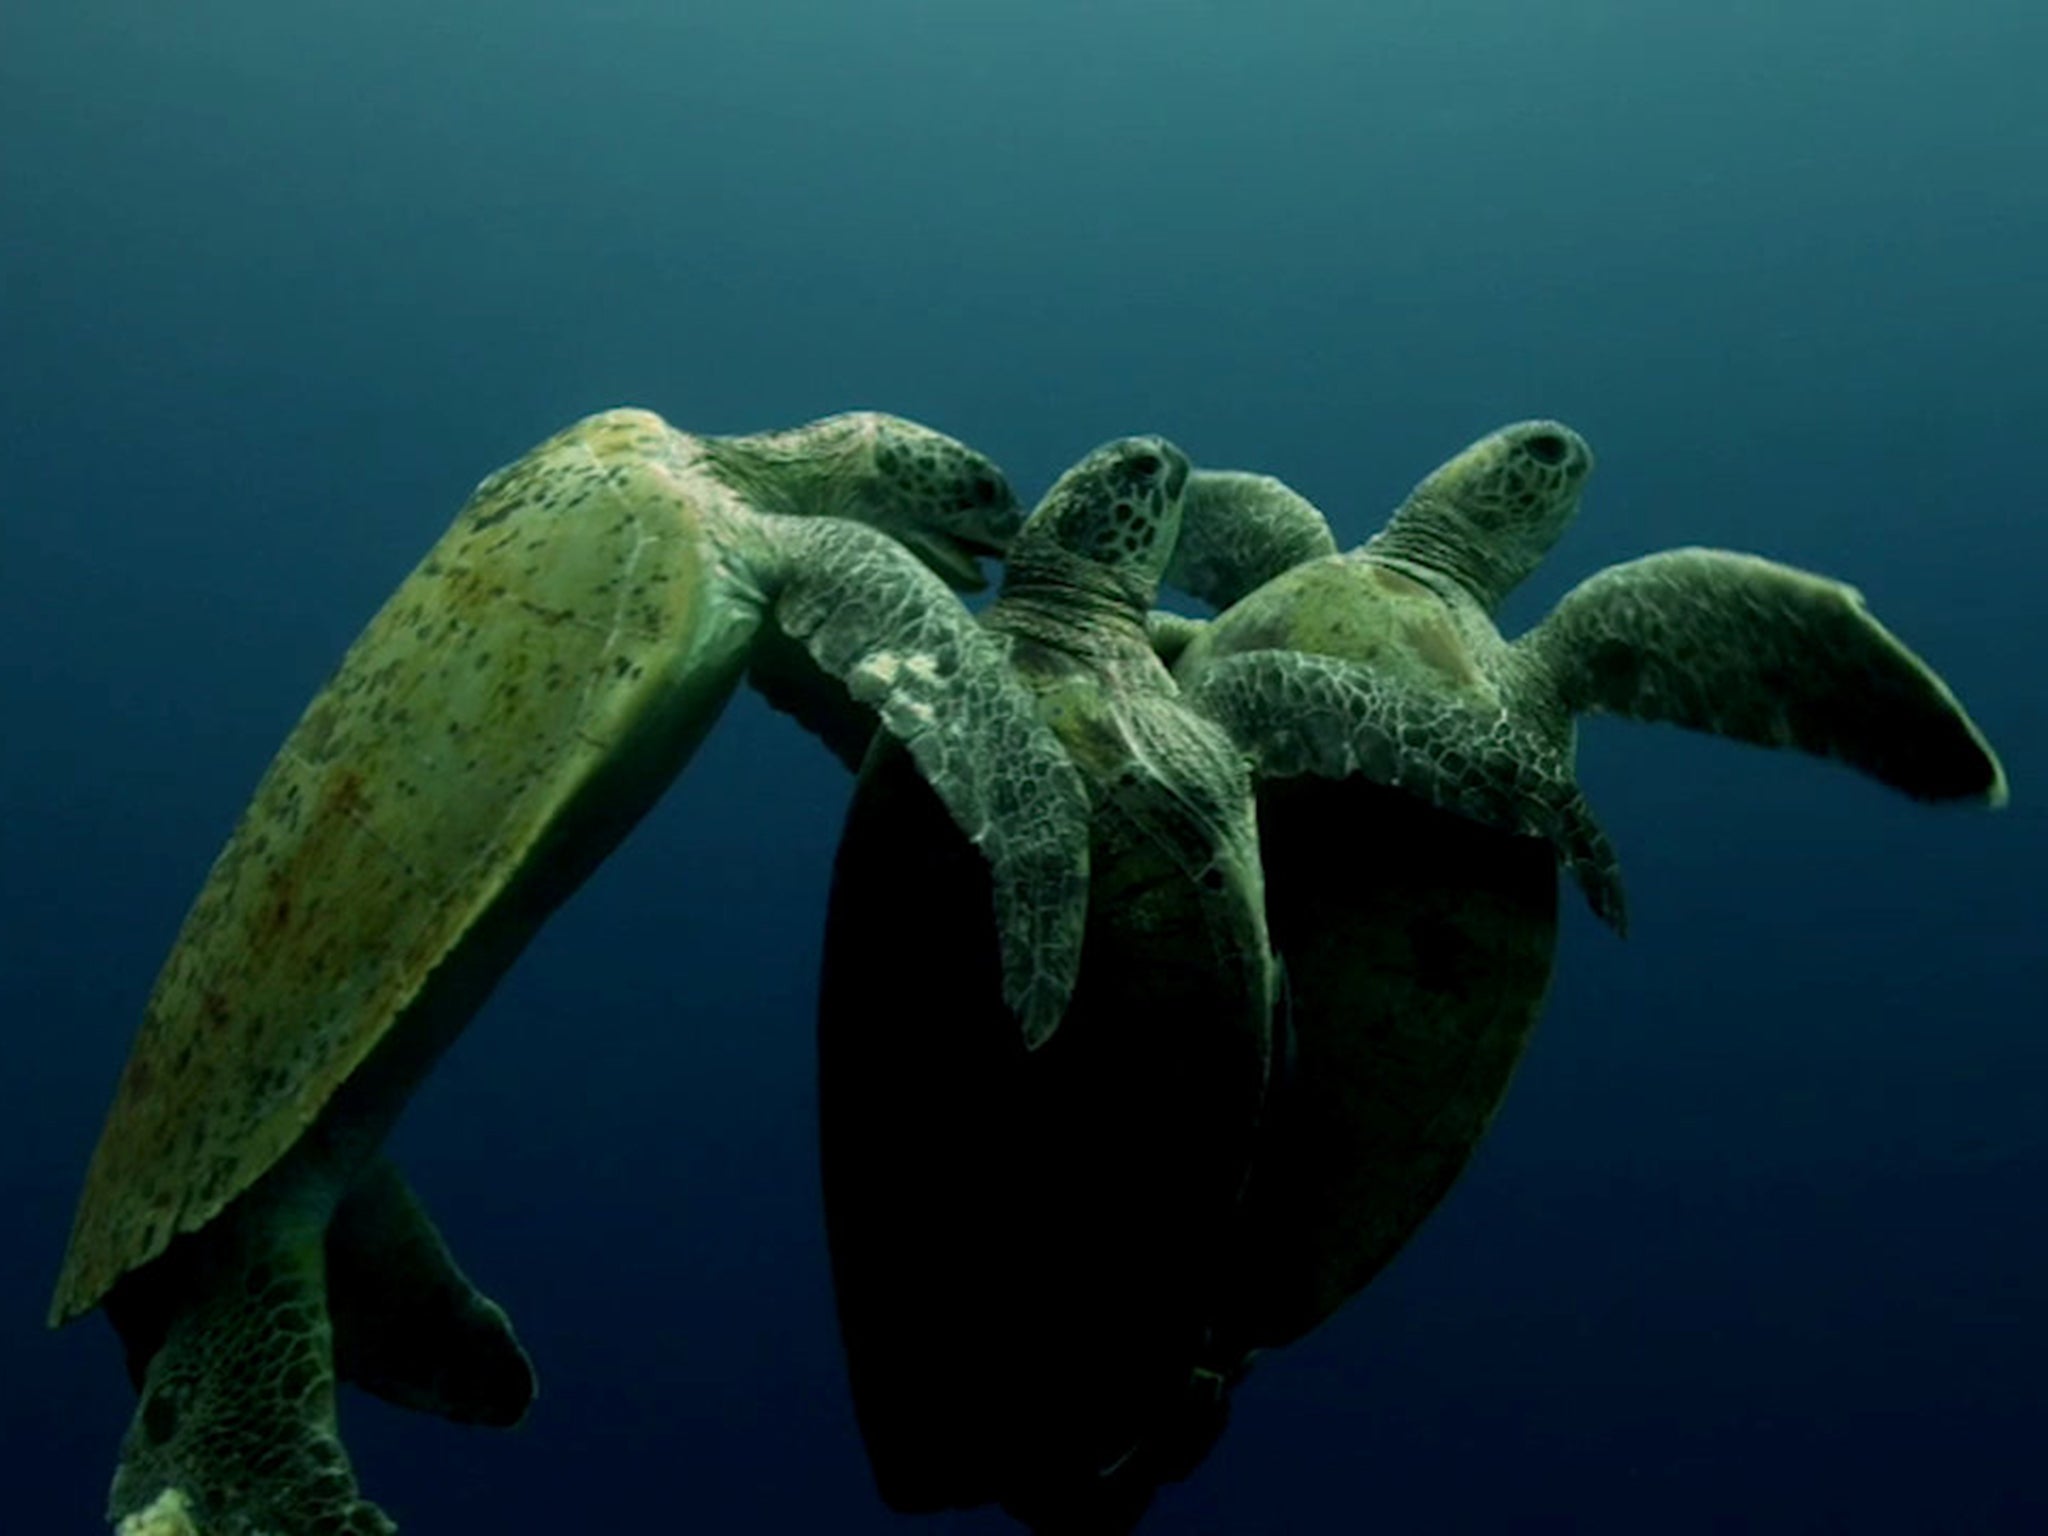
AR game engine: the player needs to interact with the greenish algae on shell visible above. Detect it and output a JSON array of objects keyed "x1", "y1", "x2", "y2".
[{"x1": 52, "y1": 409, "x2": 726, "y2": 1324}]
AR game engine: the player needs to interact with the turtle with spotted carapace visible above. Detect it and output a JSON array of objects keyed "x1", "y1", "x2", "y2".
[{"x1": 52, "y1": 405, "x2": 1098, "y2": 1536}]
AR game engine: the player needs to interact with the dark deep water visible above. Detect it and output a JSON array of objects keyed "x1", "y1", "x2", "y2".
[{"x1": 4, "y1": 1, "x2": 2043, "y2": 1530}]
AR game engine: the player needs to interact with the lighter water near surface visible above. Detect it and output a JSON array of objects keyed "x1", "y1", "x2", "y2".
[{"x1": 2, "y1": 2, "x2": 2042, "y2": 1530}]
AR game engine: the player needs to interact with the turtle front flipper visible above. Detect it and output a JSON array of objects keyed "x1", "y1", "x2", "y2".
[
  {"x1": 1184, "y1": 647, "x2": 1628, "y2": 931},
  {"x1": 1518, "y1": 547, "x2": 2008, "y2": 805},
  {"x1": 107, "y1": 1177, "x2": 391, "y2": 1536},
  {"x1": 1168, "y1": 469, "x2": 1338, "y2": 611},
  {"x1": 1144, "y1": 611, "x2": 1208, "y2": 668},
  {"x1": 743, "y1": 621, "x2": 880, "y2": 773},
  {"x1": 328, "y1": 1158, "x2": 535, "y2": 1428},
  {"x1": 762, "y1": 516, "x2": 1093, "y2": 1044}
]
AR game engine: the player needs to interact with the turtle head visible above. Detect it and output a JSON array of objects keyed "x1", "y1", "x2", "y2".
[
  {"x1": 706, "y1": 412, "x2": 1022, "y2": 591},
  {"x1": 852, "y1": 414, "x2": 1024, "y2": 591},
  {"x1": 1004, "y1": 436, "x2": 1191, "y2": 609},
  {"x1": 1367, "y1": 421, "x2": 1593, "y2": 614}
]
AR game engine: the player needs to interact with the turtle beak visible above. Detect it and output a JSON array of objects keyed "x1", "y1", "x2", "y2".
[{"x1": 903, "y1": 527, "x2": 1002, "y2": 591}]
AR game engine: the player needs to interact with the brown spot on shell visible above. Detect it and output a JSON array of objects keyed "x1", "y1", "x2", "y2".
[
  {"x1": 325, "y1": 769, "x2": 368, "y2": 822},
  {"x1": 47, "y1": 406, "x2": 714, "y2": 1326}
]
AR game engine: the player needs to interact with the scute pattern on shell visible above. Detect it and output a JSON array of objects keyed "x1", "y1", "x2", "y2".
[{"x1": 52, "y1": 409, "x2": 709, "y2": 1322}]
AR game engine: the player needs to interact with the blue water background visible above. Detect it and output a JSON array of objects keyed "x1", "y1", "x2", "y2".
[{"x1": 3, "y1": 2, "x2": 2043, "y2": 1529}]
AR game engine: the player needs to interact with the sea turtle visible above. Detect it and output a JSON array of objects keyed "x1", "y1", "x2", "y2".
[
  {"x1": 817, "y1": 436, "x2": 1282, "y2": 1534},
  {"x1": 49, "y1": 405, "x2": 1099, "y2": 1536},
  {"x1": 814, "y1": 435, "x2": 1593, "y2": 1532},
  {"x1": 1157, "y1": 419, "x2": 2009, "y2": 1364}
]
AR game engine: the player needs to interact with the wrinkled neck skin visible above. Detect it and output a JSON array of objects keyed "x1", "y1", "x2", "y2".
[
  {"x1": 991, "y1": 541, "x2": 1166, "y2": 688},
  {"x1": 696, "y1": 421, "x2": 872, "y2": 523},
  {"x1": 1364, "y1": 491, "x2": 1541, "y2": 618}
]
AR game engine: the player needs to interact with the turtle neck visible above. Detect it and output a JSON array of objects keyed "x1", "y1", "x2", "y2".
[
  {"x1": 1364, "y1": 492, "x2": 1529, "y2": 617},
  {"x1": 989, "y1": 540, "x2": 1161, "y2": 682}
]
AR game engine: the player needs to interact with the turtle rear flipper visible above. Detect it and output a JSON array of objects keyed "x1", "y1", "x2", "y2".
[
  {"x1": 998, "y1": 1360, "x2": 1236, "y2": 1536},
  {"x1": 1519, "y1": 547, "x2": 2008, "y2": 805},
  {"x1": 328, "y1": 1159, "x2": 535, "y2": 1428},
  {"x1": 108, "y1": 1172, "x2": 393, "y2": 1536}
]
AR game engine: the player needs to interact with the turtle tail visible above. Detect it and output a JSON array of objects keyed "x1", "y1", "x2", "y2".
[{"x1": 1550, "y1": 788, "x2": 1629, "y2": 936}]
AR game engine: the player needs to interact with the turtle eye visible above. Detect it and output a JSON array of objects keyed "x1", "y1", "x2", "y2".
[
  {"x1": 968, "y1": 473, "x2": 1001, "y2": 507},
  {"x1": 1524, "y1": 432, "x2": 1569, "y2": 466},
  {"x1": 1129, "y1": 452, "x2": 1162, "y2": 478}
]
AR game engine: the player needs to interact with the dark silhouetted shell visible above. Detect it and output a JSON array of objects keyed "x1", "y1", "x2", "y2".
[{"x1": 819, "y1": 731, "x2": 1269, "y2": 1527}]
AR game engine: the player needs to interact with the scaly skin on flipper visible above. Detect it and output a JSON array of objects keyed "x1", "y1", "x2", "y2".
[
  {"x1": 820, "y1": 439, "x2": 1276, "y2": 1534},
  {"x1": 116, "y1": 1490, "x2": 199, "y2": 1536},
  {"x1": 1184, "y1": 643, "x2": 1627, "y2": 929},
  {"x1": 1176, "y1": 423, "x2": 1630, "y2": 929},
  {"x1": 1167, "y1": 418, "x2": 2007, "y2": 1369},
  {"x1": 1167, "y1": 469, "x2": 1338, "y2": 610},
  {"x1": 105, "y1": 1156, "x2": 535, "y2": 1431},
  {"x1": 1142, "y1": 610, "x2": 1207, "y2": 669},
  {"x1": 53, "y1": 404, "x2": 1077, "y2": 1534},
  {"x1": 766, "y1": 515, "x2": 1093, "y2": 1044},
  {"x1": 107, "y1": 1138, "x2": 393, "y2": 1536},
  {"x1": 1144, "y1": 469, "x2": 1340, "y2": 670},
  {"x1": 1518, "y1": 548, "x2": 2007, "y2": 804}
]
